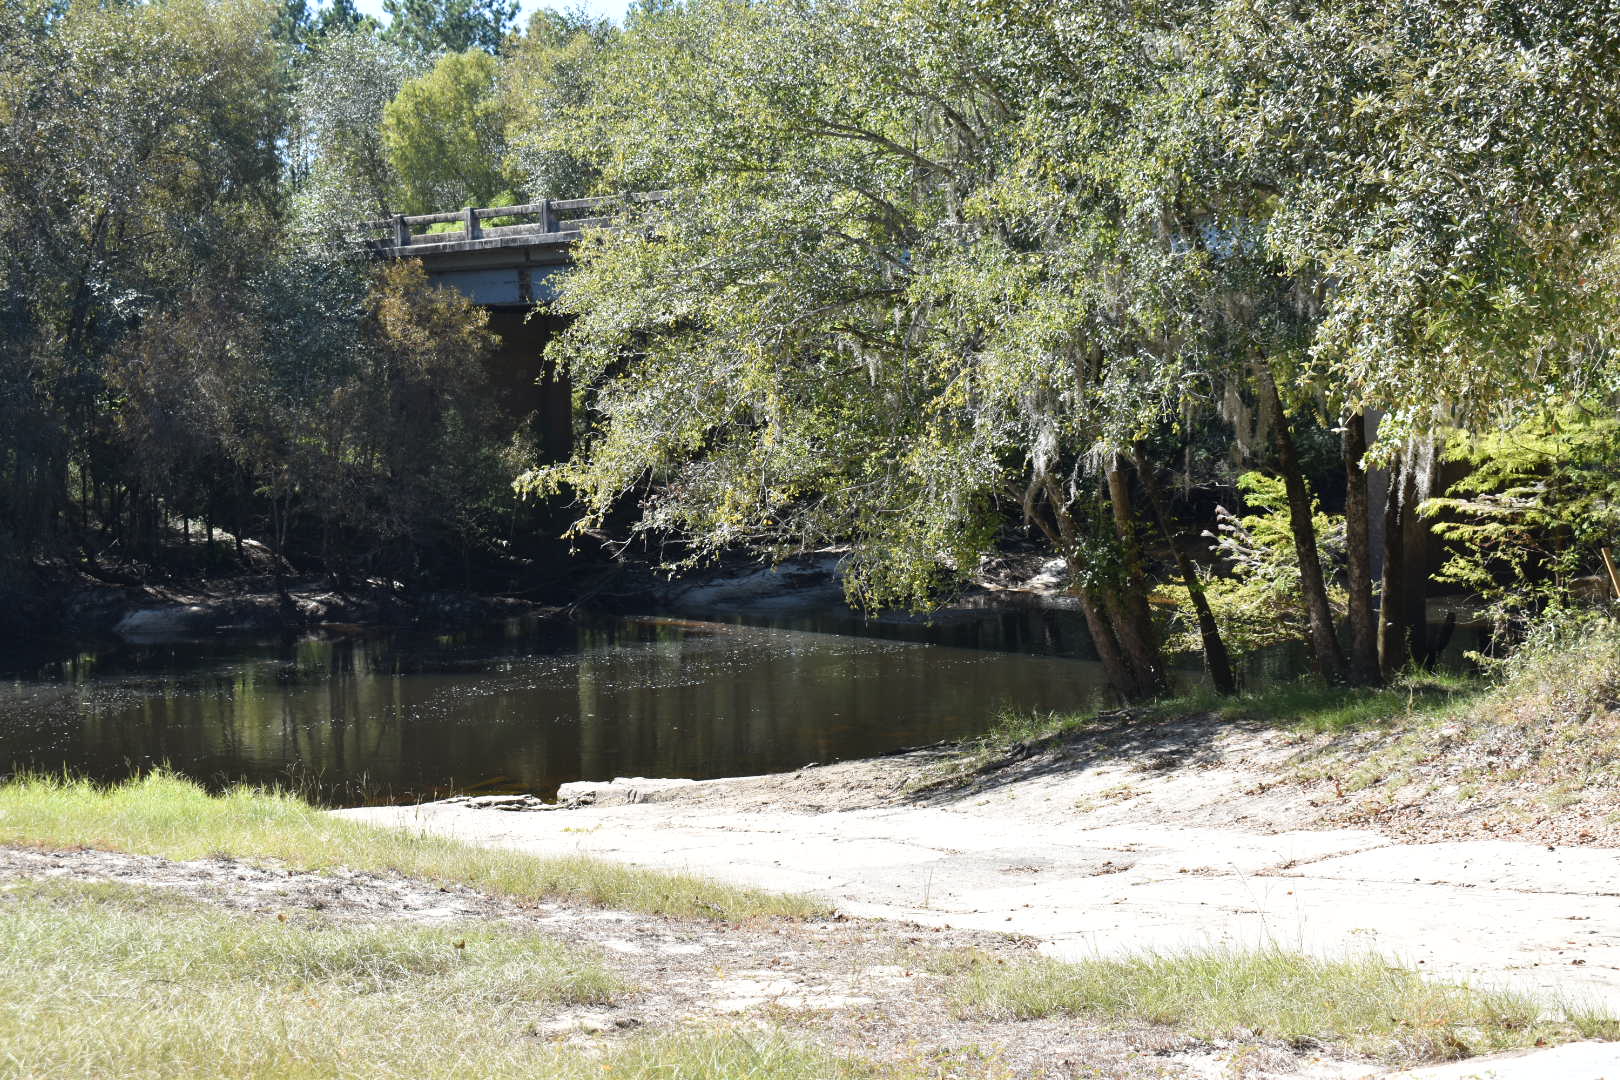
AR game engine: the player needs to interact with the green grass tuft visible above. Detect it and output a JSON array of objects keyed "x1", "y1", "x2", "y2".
[
  {"x1": 1129, "y1": 669, "x2": 1483, "y2": 735},
  {"x1": 0, "y1": 771, "x2": 830, "y2": 921},
  {"x1": 926, "y1": 946, "x2": 1617, "y2": 1066}
]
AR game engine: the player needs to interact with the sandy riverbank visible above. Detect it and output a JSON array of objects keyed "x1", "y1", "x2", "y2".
[{"x1": 339, "y1": 713, "x2": 1620, "y2": 1020}]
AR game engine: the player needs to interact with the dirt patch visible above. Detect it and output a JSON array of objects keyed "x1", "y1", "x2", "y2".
[
  {"x1": 0, "y1": 845, "x2": 1365, "y2": 1079},
  {"x1": 1300, "y1": 725, "x2": 1620, "y2": 850},
  {"x1": 641, "y1": 708, "x2": 1620, "y2": 849},
  {"x1": 639, "y1": 712, "x2": 1334, "y2": 831}
]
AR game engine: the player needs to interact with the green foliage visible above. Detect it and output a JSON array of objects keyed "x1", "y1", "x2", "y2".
[
  {"x1": 383, "y1": 49, "x2": 516, "y2": 213},
  {"x1": 1191, "y1": 0, "x2": 1620, "y2": 441},
  {"x1": 5, "y1": 0, "x2": 1620, "y2": 662},
  {"x1": 500, "y1": 8, "x2": 616, "y2": 199},
  {"x1": 247, "y1": 258, "x2": 508, "y2": 575},
  {"x1": 273, "y1": 0, "x2": 378, "y2": 49},
  {"x1": 0, "y1": 0, "x2": 288, "y2": 558},
  {"x1": 291, "y1": 29, "x2": 425, "y2": 228},
  {"x1": 498, "y1": 0, "x2": 1620, "y2": 693},
  {"x1": 517, "y1": 0, "x2": 1213, "y2": 623},
  {"x1": 382, "y1": 0, "x2": 517, "y2": 56},
  {"x1": 0, "y1": 0, "x2": 542, "y2": 589},
  {"x1": 1424, "y1": 406, "x2": 1620, "y2": 631},
  {"x1": 1165, "y1": 473, "x2": 1347, "y2": 657},
  {"x1": 313, "y1": 0, "x2": 375, "y2": 39}
]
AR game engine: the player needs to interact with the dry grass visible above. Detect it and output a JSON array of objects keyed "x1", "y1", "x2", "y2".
[
  {"x1": 921, "y1": 672, "x2": 1484, "y2": 793},
  {"x1": 0, "y1": 772, "x2": 830, "y2": 920},
  {"x1": 0, "y1": 878, "x2": 906, "y2": 1080},
  {"x1": 0, "y1": 878, "x2": 617, "y2": 1079},
  {"x1": 930, "y1": 618, "x2": 1620, "y2": 837},
  {"x1": 1302, "y1": 616, "x2": 1620, "y2": 833},
  {"x1": 924, "y1": 946, "x2": 1617, "y2": 1067}
]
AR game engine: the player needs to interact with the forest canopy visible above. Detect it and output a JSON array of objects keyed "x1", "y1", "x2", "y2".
[{"x1": 2, "y1": 0, "x2": 1617, "y2": 696}]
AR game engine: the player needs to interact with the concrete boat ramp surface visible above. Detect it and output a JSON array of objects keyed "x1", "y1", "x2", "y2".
[
  {"x1": 341, "y1": 784, "x2": 1620, "y2": 1005},
  {"x1": 338, "y1": 748, "x2": 1620, "y2": 1079}
]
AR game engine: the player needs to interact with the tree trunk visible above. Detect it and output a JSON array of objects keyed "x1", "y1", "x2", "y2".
[
  {"x1": 1132, "y1": 447, "x2": 1236, "y2": 695},
  {"x1": 233, "y1": 472, "x2": 246, "y2": 561},
  {"x1": 1103, "y1": 456, "x2": 1167, "y2": 695},
  {"x1": 1074, "y1": 587, "x2": 1142, "y2": 702},
  {"x1": 1100, "y1": 587, "x2": 1163, "y2": 698},
  {"x1": 1378, "y1": 462, "x2": 1408, "y2": 675},
  {"x1": 1262, "y1": 369, "x2": 1347, "y2": 683},
  {"x1": 1341, "y1": 412, "x2": 1380, "y2": 685},
  {"x1": 1029, "y1": 477, "x2": 1157, "y2": 702},
  {"x1": 1399, "y1": 463, "x2": 1432, "y2": 665}
]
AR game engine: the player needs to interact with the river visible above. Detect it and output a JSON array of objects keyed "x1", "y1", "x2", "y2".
[{"x1": 0, "y1": 603, "x2": 1326, "y2": 805}]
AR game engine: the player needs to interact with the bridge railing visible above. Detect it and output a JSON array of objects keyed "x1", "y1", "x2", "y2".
[{"x1": 359, "y1": 192, "x2": 666, "y2": 252}]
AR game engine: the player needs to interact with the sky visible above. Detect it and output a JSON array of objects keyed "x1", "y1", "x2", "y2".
[{"x1": 350, "y1": 0, "x2": 632, "y2": 29}]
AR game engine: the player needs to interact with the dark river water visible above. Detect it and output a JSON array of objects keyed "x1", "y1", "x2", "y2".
[
  {"x1": 0, "y1": 596, "x2": 1469, "y2": 806},
  {"x1": 0, "y1": 605, "x2": 1186, "y2": 805}
]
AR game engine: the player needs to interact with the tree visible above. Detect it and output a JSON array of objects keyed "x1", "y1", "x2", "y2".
[
  {"x1": 1424, "y1": 406, "x2": 1620, "y2": 635},
  {"x1": 1194, "y1": 0, "x2": 1620, "y2": 674},
  {"x1": 516, "y1": 0, "x2": 1241, "y2": 700},
  {"x1": 382, "y1": 49, "x2": 515, "y2": 213},
  {"x1": 314, "y1": 0, "x2": 374, "y2": 39},
  {"x1": 382, "y1": 0, "x2": 517, "y2": 56},
  {"x1": 0, "y1": 0, "x2": 567, "y2": 591},
  {"x1": 500, "y1": 7, "x2": 617, "y2": 199},
  {"x1": 0, "y1": 0, "x2": 287, "y2": 563},
  {"x1": 271, "y1": 0, "x2": 313, "y2": 47},
  {"x1": 289, "y1": 29, "x2": 424, "y2": 229},
  {"x1": 222, "y1": 255, "x2": 505, "y2": 580},
  {"x1": 272, "y1": 0, "x2": 378, "y2": 53},
  {"x1": 1164, "y1": 473, "x2": 1348, "y2": 659}
]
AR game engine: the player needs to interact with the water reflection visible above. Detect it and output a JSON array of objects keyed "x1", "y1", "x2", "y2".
[{"x1": 0, "y1": 612, "x2": 1127, "y2": 805}]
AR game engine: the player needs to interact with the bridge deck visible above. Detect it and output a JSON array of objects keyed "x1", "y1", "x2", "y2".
[
  {"x1": 366, "y1": 223, "x2": 595, "y2": 259},
  {"x1": 361, "y1": 193, "x2": 661, "y2": 260},
  {"x1": 361, "y1": 195, "x2": 664, "y2": 304}
]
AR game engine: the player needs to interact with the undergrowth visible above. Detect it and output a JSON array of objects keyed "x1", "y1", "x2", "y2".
[
  {"x1": 1318, "y1": 613, "x2": 1620, "y2": 821},
  {"x1": 937, "y1": 613, "x2": 1620, "y2": 830}
]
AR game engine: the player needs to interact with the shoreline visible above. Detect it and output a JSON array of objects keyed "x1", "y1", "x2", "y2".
[{"x1": 338, "y1": 714, "x2": 1620, "y2": 1014}]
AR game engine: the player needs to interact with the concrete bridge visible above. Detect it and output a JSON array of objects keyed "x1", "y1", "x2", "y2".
[{"x1": 363, "y1": 194, "x2": 659, "y2": 460}]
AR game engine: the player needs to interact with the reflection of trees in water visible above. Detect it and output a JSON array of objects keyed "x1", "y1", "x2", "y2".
[{"x1": 3, "y1": 614, "x2": 1127, "y2": 802}]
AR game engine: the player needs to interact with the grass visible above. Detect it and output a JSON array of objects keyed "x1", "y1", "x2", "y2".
[
  {"x1": 1304, "y1": 616, "x2": 1620, "y2": 815},
  {"x1": 1180, "y1": 670, "x2": 1484, "y2": 734},
  {"x1": 11, "y1": 880, "x2": 1594, "y2": 1079},
  {"x1": 934, "y1": 624, "x2": 1620, "y2": 827},
  {"x1": 923, "y1": 670, "x2": 1486, "y2": 790},
  {"x1": 950, "y1": 615, "x2": 1620, "y2": 787},
  {"x1": 0, "y1": 879, "x2": 888, "y2": 1080},
  {"x1": 0, "y1": 771, "x2": 829, "y2": 920},
  {"x1": 924, "y1": 946, "x2": 1617, "y2": 1067}
]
